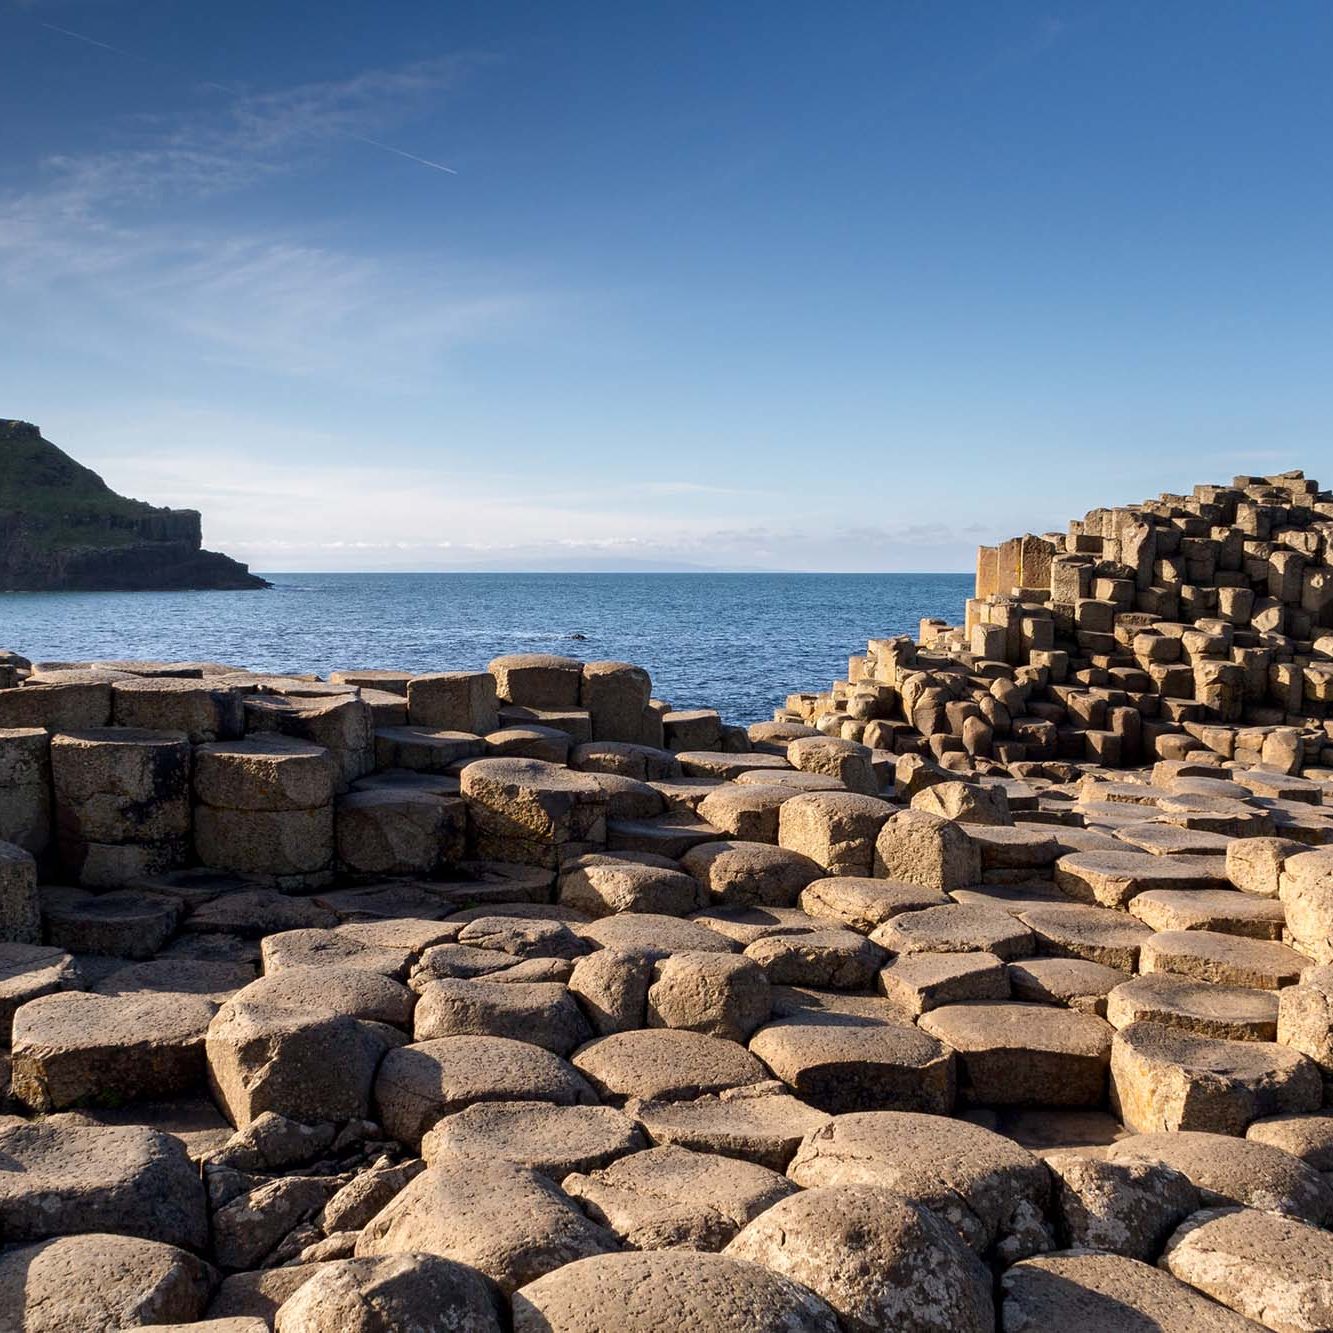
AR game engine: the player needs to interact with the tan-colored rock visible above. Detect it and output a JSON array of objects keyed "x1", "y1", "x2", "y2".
[
  {"x1": 1044, "y1": 1150, "x2": 1198, "y2": 1260},
  {"x1": 628, "y1": 1088, "x2": 831, "y2": 1170},
  {"x1": 489, "y1": 654, "x2": 584, "y2": 708},
  {"x1": 208, "y1": 999, "x2": 402, "y2": 1129},
  {"x1": 0, "y1": 842, "x2": 39, "y2": 945},
  {"x1": 0, "y1": 1115, "x2": 207, "y2": 1249},
  {"x1": 912, "y1": 779, "x2": 1013, "y2": 826},
  {"x1": 1160, "y1": 1206, "x2": 1333, "y2": 1333},
  {"x1": 0, "y1": 727, "x2": 52, "y2": 859},
  {"x1": 1107, "y1": 973, "x2": 1278, "y2": 1040},
  {"x1": 697, "y1": 784, "x2": 795, "y2": 842},
  {"x1": 681, "y1": 839, "x2": 823, "y2": 909},
  {"x1": 1227, "y1": 835, "x2": 1306, "y2": 897},
  {"x1": 461, "y1": 758, "x2": 607, "y2": 867},
  {"x1": 334, "y1": 788, "x2": 465, "y2": 878},
  {"x1": 1245, "y1": 1109, "x2": 1333, "y2": 1170},
  {"x1": 749, "y1": 1016, "x2": 955, "y2": 1115},
  {"x1": 0, "y1": 942, "x2": 80, "y2": 1040},
  {"x1": 563, "y1": 1143, "x2": 796, "y2": 1250},
  {"x1": 879, "y1": 951, "x2": 1010, "y2": 1015},
  {"x1": 407, "y1": 670, "x2": 499, "y2": 733},
  {"x1": 1007, "y1": 957, "x2": 1127, "y2": 1014},
  {"x1": 920, "y1": 1001, "x2": 1112, "y2": 1106},
  {"x1": 871, "y1": 903, "x2": 1034, "y2": 959},
  {"x1": 776, "y1": 791, "x2": 892, "y2": 874},
  {"x1": 1129, "y1": 888, "x2": 1286, "y2": 938},
  {"x1": 798, "y1": 875, "x2": 948, "y2": 933},
  {"x1": 873, "y1": 810, "x2": 981, "y2": 891},
  {"x1": 1107, "y1": 1130, "x2": 1333, "y2": 1224},
  {"x1": 580, "y1": 910, "x2": 737, "y2": 956},
  {"x1": 1279, "y1": 848, "x2": 1333, "y2": 964},
  {"x1": 423, "y1": 1101, "x2": 643, "y2": 1177},
  {"x1": 0, "y1": 1233, "x2": 213, "y2": 1332},
  {"x1": 412, "y1": 978, "x2": 591, "y2": 1055},
  {"x1": 646, "y1": 950, "x2": 771, "y2": 1043},
  {"x1": 510, "y1": 1250, "x2": 840, "y2": 1332},
  {"x1": 1001, "y1": 1251, "x2": 1265, "y2": 1332},
  {"x1": 744, "y1": 928, "x2": 885, "y2": 990},
  {"x1": 1278, "y1": 964, "x2": 1333, "y2": 1093},
  {"x1": 558, "y1": 860, "x2": 701, "y2": 917},
  {"x1": 787, "y1": 1110, "x2": 1052, "y2": 1257},
  {"x1": 12, "y1": 989, "x2": 216, "y2": 1111},
  {"x1": 1019, "y1": 903, "x2": 1152, "y2": 969},
  {"x1": 725, "y1": 1183, "x2": 993, "y2": 1333},
  {"x1": 374, "y1": 1035, "x2": 596, "y2": 1149},
  {"x1": 1055, "y1": 850, "x2": 1229, "y2": 909},
  {"x1": 1111, "y1": 1020, "x2": 1321, "y2": 1135},
  {"x1": 572, "y1": 1028, "x2": 767, "y2": 1103},
  {"x1": 355, "y1": 1152, "x2": 617, "y2": 1294},
  {"x1": 1141, "y1": 929, "x2": 1307, "y2": 988},
  {"x1": 787, "y1": 736, "x2": 878, "y2": 796}
]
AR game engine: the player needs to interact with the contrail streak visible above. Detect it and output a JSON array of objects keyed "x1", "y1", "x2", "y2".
[{"x1": 37, "y1": 20, "x2": 458, "y2": 177}]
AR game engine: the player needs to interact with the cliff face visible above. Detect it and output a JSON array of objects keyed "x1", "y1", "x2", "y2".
[{"x1": 0, "y1": 420, "x2": 269, "y2": 591}]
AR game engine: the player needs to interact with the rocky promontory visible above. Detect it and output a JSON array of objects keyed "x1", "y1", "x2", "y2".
[{"x1": 0, "y1": 420, "x2": 268, "y2": 591}]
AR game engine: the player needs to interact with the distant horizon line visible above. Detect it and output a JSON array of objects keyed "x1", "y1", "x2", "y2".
[{"x1": 252, "y1": 568, "x2": 975, "y2": 578}]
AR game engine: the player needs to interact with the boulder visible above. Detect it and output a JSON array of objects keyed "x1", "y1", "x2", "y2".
[
  {"x1": 1054, "y1": 850, "x2": 1229, "y2": 909},
  {"x1": 798, "y1": 876, "x2": 949, "y2": 933},
  {"x1": 1110, "y1": 1021, "x2": 1322, "y2": 1135},
  {"x1": 1000, "y1": 1251, "x2": 1265, "y2": 1332},
  {"x1": 871, "y1": 904, "x2": 1034, "y2": 960},
  {"x1": 879, "y1": 951, "x2": 1010, "y2": 1015},
  {"x1": 39, "y1": 885, "x2": 180, "y2": 958},
  {"x1": 0, "y1": 1233, "x2": 213, "y2": 1332},
  {"x1": 412, "y1": 979, "x2": 592, "y2": 1055},
  {"x1": 0, "y1": 1115, "x2": 208, "y2": 1250},
  {"x1": 407, "y1": 671, "x2": 499, "y2": 733},
  {"x1": 568, "y1": 947, "x2": 653, "y2": 1034},
  {"x1": 1018, "y1": 903, "x2": 1152, "y2": 970},
  {"x1": 572, "y1": 1028, "x2": 768, "y2": 1102},
  {"x1": 787, "y1": 1110, "x2": 1052, "y2": 1258},
  {"x1": 510, "y1": 1251, "x2": 840, "y2": 1332},
  {"x1": 1279, "y1": 848, "x2": 1333, "y2": 964},
  {"x1": 1045, "y1": 1150, "x2": 1198, "y2": 1261},
  {"x1": 750, "y1": 1017, "x2": 955, "y2": 1116},
  {"x1": 558, "y1": 860, "x2": 701, "y2": 917},
  {"x1": 12, "y1": 989, "x2": 216, "y2": 1110},
  {"x1": 460, "y1": 758, "x2": 607, "y2": 867},
  {"x1": 725, "y1": 1183, "x2": 993, "y2": 1333},
  {"x1": 355, "y1": 1152, "x2": 618, "y2": 1294},
  {"x1": 374, "y1": 1036, "x2": 596, "y2": 1149},
  {"x1": 563, "y1": 1143, "x2": 797, "y2": 1250},
  {"x1": 273, "y1": 1253, "x2": 504, "y2": 1333},
  {"x1": 681, "y1": 840, "x2": 823, "y2": 909},
  {"x1": 776, "y1": 792, "x2": 892, "y2": 874},
  {"x1": 489, "y1": 654, "x2": 584, "y2": 708},
  {"x1": 423, "y1": 1101, "x2": 643, "y2": 1177},
  {"x1": 920, "y1": 1001, "x2": 1112, "y2": 1106},
  {"x1": 0, "y1": 842, "x2": 39, "y2": 944},
  {"x1": 873, "y1": 810, "x2": 981, "y2": 891},
  {"x1": 786, "y1": 736, "x2": 878, "y2": 797},
  {"x1": 1160, "y1": 1206, "x2": 1333, "y2": 1332},
  {"x1": 646, "y1": 951, "x2": 771, "y2": 1043},
  {"x1": 335, "y1": 789, "x2": 465, "y2": 878},
  {"x1": 911, "y1": 780, "x2": 1013, "y2": 826}
]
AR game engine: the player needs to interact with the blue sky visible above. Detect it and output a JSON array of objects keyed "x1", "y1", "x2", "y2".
[{"x1": 2, "y1": 2, "x2": 1330, "y2": 572}]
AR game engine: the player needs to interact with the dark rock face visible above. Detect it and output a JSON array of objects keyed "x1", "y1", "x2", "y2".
[{"x1": 0, "y1": 420, "x2": 269, "y2": 591}]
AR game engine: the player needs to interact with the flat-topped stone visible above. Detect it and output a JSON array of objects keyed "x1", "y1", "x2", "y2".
[
  {"x1": 1055, "y1": 850, "x2": 1230, "y2": 908},
  {"x1": 572, "y1": 1028, "x2": 767, "y2": 1103},
  {"x1": 871, "y1": 903, "x2": 1035, "y2": 960},
  {"x1": 1140, "y1": 929, "x2": 1308, "y2": 988},
  {"x1": 878, "y1": 951, "x2": 1010, "y2": 1015},
  {"x1": 1128, "y1": 888, "x2": 1287, "y2": 937},
  {"x1": 1018, "y1": 903, "x2": 1153, "y2": 970},
  {"x1": 1007, "y1": 957, "x2": 1127, "y2": 1014},
  {"x1": 743, "y1": 928, "x2": 885, "y2": 989},
  {"x1": 1107, "y1": 973, "x2": 1278, "y2": 1040},
  {"x1": 0, "y1": 942, "x2": 81, "y2": 1041},
  {"x1": 1111, "y1": 1020, "x2": 1322, "y2": 1134},
  {"x1": 798, "y1": 876, "x2": 948, "y2": 933}
]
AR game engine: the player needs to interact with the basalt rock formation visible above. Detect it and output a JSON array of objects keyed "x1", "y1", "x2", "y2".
[
  {"x1": 0, "y1": 632, "x2": 1329, "y2": 1329},
  {"x1": 0, "y1": 420, "x2": 268, "y2": 591}
]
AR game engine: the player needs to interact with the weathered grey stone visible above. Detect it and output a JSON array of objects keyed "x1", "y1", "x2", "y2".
[
  {"x1": 0, "y1": 1233, "x2": 213, "y2": 1332},
  {"x1": 1160, "y1": 1205, "x2": 1333, "y2": 1333},
  {"x1": 195, "y1": 734, "x2": 336, "y2": 811},
  {"x1": 787, "y1": 736, "x2": 878, "y2": 796},
  {"x1": 0, "y1": 727, "x2": 52, "y2": 858},
  {"x1": 558, "y1": 860, "x2": 701, "y2": 917},
  {"x1": 1279, "y1": 848, "x2": 1333, "y2": 964},
  {"x1": 510, "y1": 1251, "x2": 840, "y2": 1332},
  {"x1": 579, "y1": 911, "x2": 737, "y2": 956},
  {"x1": 697, "y1": 784, "x2": 795, "y2": 842},
  {"x1": 1000, "y1": 1251, "x2": 1265, "y2": 1332},
  {"x1": 423, "y1": 1101, "x2": 643, "y2": 1177},
  {"x1": 182, "y1": 888, "x2": 337, "y2": 938},
  {"x1": 0, "y1": 841, "x2": 39, "y2": 944},
  {"x1": 1278, "y1": 964, "x2": 1333, "y2": 1093},
  {"x1": 564, "y1": 1143, "x2": 796, "y2": 1250},
  {"x1": 407, "y1": 671, "x2": 499, "y2": 733},
  {"x1": 461, "y1": 757, "x2": 607, "y2": 867},
  {"x1": 355, "y1": 1152, "x2": 618, "y2": 1294},
  {"x1": 798, "y1": 875, "x2": 949, "y2": 933},
  {"x1": 912, "y1": 779, "x2": 1013, "y2": 826},
  {"x1": 1129, "y1": 887, "x2": 1286, "y2": 938},
  {"x1": 273, "y1": 1253, "x2": 504, "y2": 1333},
  {"x1": 1045, "y1": 1150, "x2": 1199, "y2": 1261},
  {"x1": 213, "y1": 1173, "x2": 341, "y2": 1270},
  {"x1": 12, "y1": 989, "x2": 216, "y2": 1110},
  {"x1": 0, "y1": 1114, "x2": 208, "y2": 1249},
  {"x1": 580, "y1": 661, "x2": 653, "y2": 743},
  {"x1": 1055, "y1": 850, "x2": 1229, "y2": 909},
  {"x1": 40, "y1": 884, "x2": 180, "y2": 958},
  {"x1": 750, "y1": 1016, "x2": 955, "y2": 1115},
  {"x1": 743, "y1": 928, "x2": 885, "y2": 989},
  {"x1": 628, "y1": 1088, "x2": 831, "y2": 1171},
  {"x1": 335, "y1": 789, "x2": 465, "y2": 878},
  {"x1": 374, "y1": 1036, "x2": 597, "y2": 1149},
  {"x1": 572, "y1": 1028, "x2": 768, "y2": 1103},
  {"x1": 1245, "y1": 1109, "x2": 1333, "y2": 1170},
  {"x1": 787, "y1": 1110, "x2": 1053, "y2": 1258},
  {"x1": 871, "y1": 903, "x2": 1034, "y2": 959},
  {"x1": 647, "y1": 951, "x2": 771, "y2": 1043},
  {"x1": 725, "y1": 1183, "x2": 993, "y2": 1333},
  {"x1": 681, "y1": 840, "x2": 823, "y2": 909},
  {"x1": 413, "y1": 978, "x2": 592, "y2": 1055},
  {"x1": 776, "y1": 791, "x2": 892, "y2": 874},
  {"x1": 0, "y1": 942, "x2": 81, "y2": 1042}
]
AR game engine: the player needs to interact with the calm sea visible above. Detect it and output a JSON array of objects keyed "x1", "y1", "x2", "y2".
[{"x1": 0, "y1": 572, "x2": 971, "y2": 725}]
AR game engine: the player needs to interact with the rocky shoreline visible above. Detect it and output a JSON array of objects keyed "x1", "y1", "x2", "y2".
[{"x1": 1, "y1": 467, "x2": 1332, "y2": 1330}]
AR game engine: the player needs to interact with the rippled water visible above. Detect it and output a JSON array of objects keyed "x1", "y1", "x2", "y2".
[{"x1": 0, "y1": 572, "x2": 971, "y2": 724}]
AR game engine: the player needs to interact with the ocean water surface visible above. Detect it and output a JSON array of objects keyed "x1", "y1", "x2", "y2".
[{"x1": 0, "y1": 572, "x2": 971, "y2": 724}]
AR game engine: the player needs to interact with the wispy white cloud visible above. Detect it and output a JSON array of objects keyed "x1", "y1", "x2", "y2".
[{"x1": 0, "y1": 52, "x2": 542, "y2": 385}]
